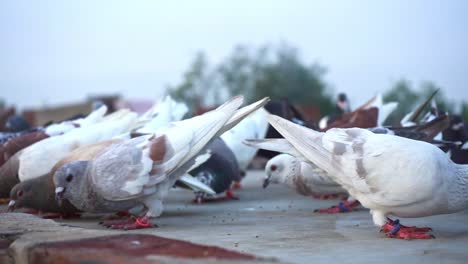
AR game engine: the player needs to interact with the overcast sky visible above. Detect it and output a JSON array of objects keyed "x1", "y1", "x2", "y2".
[{"x1": 1, "y1": 0, "x2": 467, "y2": 110}]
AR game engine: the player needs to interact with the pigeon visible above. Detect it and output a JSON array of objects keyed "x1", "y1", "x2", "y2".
[
  {"x1": 401, "y1": 90, "x2": 439, "y2": 127},
  {"x1": 443, "y1": 115, "x2": 468, "y2": 164},
  {"x1": 7, "y1": 139, "x2": 120, "y2": 215},
  {"x1": 5, "y1": 114, "x2": 30, "y2": 132},
  {"x1": 0, "y1": 105, "x2": 107, "y2": 145},
  {"x1": 53, "y1": 96, "x2": 269, "y2": 229},
  {"x1": 187, "y1": 137, "x2": 241, "y2": 203},
  {"x1": 321, "y1": 94, "x2": 398, "y2": 130},
  {"x1": 0, "y1": 131, "x2": 49, "y2": 167},
  {"x1": 265, "y1": 113, "x2": 468, "y2": 239},
  {"x1": 0, "y1": 107, "x2": 132, "y2": 197},
  {"x1": 17, "y1": 108, "x2": 138, "y2": 182},
  {"x1": 0, "y1": 105, "x2": 108, "y2": 167},
  {"x1": 7, "y1": 136, "x2": 215, "y2": 215},
  {"x1": 264, "y1": 153, "x2": 346, "y2": 197},
  {"x1": 369, "y1": 114, "x2": 450, "y2": 143},
  {"x1": 245, "y1": 139, "x2": 359, "y2": 213},
  {"x1": 136, "y1": 96, "x2": 188, "y2": 134}
]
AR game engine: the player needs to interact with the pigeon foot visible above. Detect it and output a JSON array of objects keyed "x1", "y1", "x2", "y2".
[
  {"x1": 225, "y1": 189, "x2": 239, "y2": 200},
  {"x1": 311, "y1": 194, "x2": 339, "y2": 200},
  {"x1": 109, "y1": 216, "x2": 158, "y2": 230},
  {"x1": 232, "y1": 181, "x2": 242, "y2": 190},
  {"x1": 193, "y1": 189, "x2": 239, "y2": 204},
  {"x1": 314, "y1": 201, "x2": 360, "y2": 213},
  {"x1": 381, "y1": 219, "x2": 434, "y2": 239}
]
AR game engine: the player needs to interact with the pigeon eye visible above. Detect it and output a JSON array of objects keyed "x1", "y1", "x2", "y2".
[
  {"x1": 17, "y1": 190, "x2": 23, "y2": 197},
  {"x1": 66, "y1": 174, "x2": 73, "y2": 182},
  {"x1": 270, "y1": 165, "x2": 277, "y2": 171}
]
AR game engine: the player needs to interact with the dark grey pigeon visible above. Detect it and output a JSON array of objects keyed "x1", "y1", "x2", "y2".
[{"x1": 188, "y1": 137, "x2": 240, "y2": 203}]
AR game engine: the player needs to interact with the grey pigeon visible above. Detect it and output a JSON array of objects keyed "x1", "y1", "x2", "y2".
[{"x1": 7, "y1": 139, "x2": 121, "y2": 214}]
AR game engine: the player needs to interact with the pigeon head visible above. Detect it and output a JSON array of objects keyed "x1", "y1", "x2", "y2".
[
  {"x1": 8, "y1": 181, "x2": 33, "y2": 212},
  {"x1": 264, "y1": 154, "x2": 297, "y2": 188},
  {"x1": 53, "y1": 160, "x2": 89, "y2": 206}
]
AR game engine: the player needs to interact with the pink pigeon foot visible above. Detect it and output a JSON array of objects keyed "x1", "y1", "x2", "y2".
[
  {"x1": 314, "y1": 200, "x2": 360, "y2": 213},
  {"x1": 193, "y1": 189, "x2": 239, "y2": 204},
  {"x1": 311, "y1": 194, "x2": 339, "y2": 200},
  {"x1": 104, "y1": 216, "x2": 156, "y2": 230},
  {"x1": 232, "y1": 181, "x2": 242, "y2": 190},
  {"x1": 381, "y1": 219, "x2": 434, "y2": 239}
]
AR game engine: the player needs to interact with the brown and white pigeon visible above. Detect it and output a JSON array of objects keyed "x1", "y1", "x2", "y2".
[{"x1": 53, "y1": 96, "x2": 269, "y2": 229}]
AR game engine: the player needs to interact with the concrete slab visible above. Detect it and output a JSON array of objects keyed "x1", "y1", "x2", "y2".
[{"x1": 2, "y1": 170, "x2": 468, "y2": 264}]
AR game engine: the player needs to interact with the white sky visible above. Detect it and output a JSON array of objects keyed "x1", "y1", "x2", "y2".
[{"x1": 0, "y1": 0, "x2": 467, "y2": 109}]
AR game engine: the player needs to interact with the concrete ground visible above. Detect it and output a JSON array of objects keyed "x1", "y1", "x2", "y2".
[{"x1": 3, "y1": 170, "x2": 468, "y2": 264}]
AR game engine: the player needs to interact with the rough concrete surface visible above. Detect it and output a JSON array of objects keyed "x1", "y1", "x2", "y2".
[{"x1": 2, "y1": 170, "x2": 468, "y2": 264}]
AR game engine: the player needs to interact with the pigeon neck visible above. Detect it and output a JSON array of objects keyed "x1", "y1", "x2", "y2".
[
  {"x1": 449, "y1": 164, "x2": 468, "y2": 212},
  {"x1": 283, "y1": 159, "x2": 300, "y2": 187}
]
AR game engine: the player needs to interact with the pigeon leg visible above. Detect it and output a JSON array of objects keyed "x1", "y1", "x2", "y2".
[
  {"x1": 381, "y1": 219, "x2": 434, "y2": 239},
  {"x1": 314, "y1": 200, "x2": 360, "y2": 213},
  {"x1": 232, "y1": 180, "x2": 242, "y2": 190},
  {"x1": 311, "y1": 194, "x2": 339, "y2": 200},
  {"x1": 192, "y1": 192, "x2": 205, "y2": 204},
  {"x1": 100, "y1": 217, "x2": 135, "y2": 227},
  {"x1": 23, "y1": 209, "x2": 41, "y2": 215},
  {"x1": 107, "y1": 216, "x2": 157, "y2": 230},
  {"x1": 225, "y1": 188, "x2": 239, "y2": 200}
]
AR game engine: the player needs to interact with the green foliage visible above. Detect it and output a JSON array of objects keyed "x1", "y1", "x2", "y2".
[
  {"x1": 168, "y1": 52, "x2": 213, "y2": 111},
  {"x1": 461, "y1": 102, "x2": 468, "y2": 120},
  {"x1": 168, "y1": 43, "x2": 335, "y2": 116}
]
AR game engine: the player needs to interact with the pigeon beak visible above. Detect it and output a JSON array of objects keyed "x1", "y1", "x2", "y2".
[
  {"x1": 7, "y1": 200, "x2": 16, "y2": 212},
  {"x1": 55, "y1": 187, "x2": 65, "y2": 206},
  {"x1": 262, "y1": 177, "x2": 271, "y2": 189}
]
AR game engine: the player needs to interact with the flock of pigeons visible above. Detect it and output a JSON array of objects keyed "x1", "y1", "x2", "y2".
[{"x1": 1, "y1": 92, "x2": 467, "y2": 240}]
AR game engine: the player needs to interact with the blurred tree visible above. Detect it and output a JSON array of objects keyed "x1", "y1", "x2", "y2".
[
  {"x1": 383, "y1": 80, "x2": 419, "y2": 125},
  {"x1": 217, "y1": 43, "x2": 334, "y2": 115},
  {"x1": 461, "y1": 102, "x2": 468, "y2": 120},
  {"x1": 168, "y1": 52, "x2": 215, "y2": 111}
]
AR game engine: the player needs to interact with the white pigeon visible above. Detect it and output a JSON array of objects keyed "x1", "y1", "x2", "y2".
[
  {"x1": 264, "y1": 154, "x2": 346, "y2": 196},
  {"x1": 266, "y1": 113, "x2": 468, "y2": 239},
  {"x1": 221, "y1": 107, "x2": 269, "y2": 172},
  {"x1": 17, "y1": 109, "x2": 139, "y2": 182},
  {"x1": 43, "y1": 105, "x2": 108, "y2": 136},
  {"x1": 245, "y1": 138, "x2": 359, "y2": 213},
  {"x1": 53, "y1": 96, "x2": 269, "y2": 229},
  {"x1": 137, "y1": 96, "x2": 188, "y2": 134}
]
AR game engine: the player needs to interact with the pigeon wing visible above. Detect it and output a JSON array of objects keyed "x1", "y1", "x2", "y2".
[{"x1": 267, "y1": 114, "x2": 440, "y2": 208}]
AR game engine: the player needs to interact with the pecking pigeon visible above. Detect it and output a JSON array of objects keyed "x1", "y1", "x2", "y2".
[
  {"x1": 53, "y1": 96, "x2": 269, "y2": 229},
  {"x1": 265, "y1": 113, "x2": 468, "y2": 239}
]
